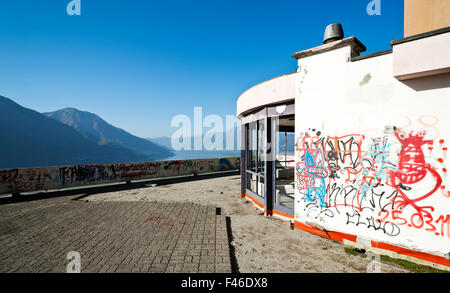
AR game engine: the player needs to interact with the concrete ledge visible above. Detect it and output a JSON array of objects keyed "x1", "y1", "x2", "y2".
[
  {"x1": 390, "y1": 26, "x2": 450, "y2": 46},
  {"x1": 350, "y1": 49, "x2": 392, "y2": 62},
  {"x1": 292, "y1": 36, "x2": 366, "y2": 60},
  {"x1": 392, "y1": 29, "x2": 450, "y2": 80}
]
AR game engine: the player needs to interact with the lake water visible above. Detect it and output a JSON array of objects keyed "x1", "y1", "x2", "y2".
[{"x1": 164, "y1": 150, "x2": 240, "y2": 161}]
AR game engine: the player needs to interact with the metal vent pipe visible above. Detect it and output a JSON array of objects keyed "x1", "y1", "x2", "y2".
[{"x1": 324, "y1": 23, "x2": 344, "y2": 44}]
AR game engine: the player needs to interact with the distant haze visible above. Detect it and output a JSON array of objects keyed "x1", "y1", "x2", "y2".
[{"x1": 147, "y1": 132, "x2": 241, "y2": 161}]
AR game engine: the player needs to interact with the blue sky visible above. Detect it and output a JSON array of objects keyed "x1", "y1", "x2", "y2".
[{"x1": 0, "y1": 0, "x2": 404, "y2": 138}]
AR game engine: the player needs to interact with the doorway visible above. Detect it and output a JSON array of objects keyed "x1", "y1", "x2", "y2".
[
  {"x1": 273, "y1": 115, "x2": 295, "y2": 216},
  {"x1": 241, "y1": 105, "x2": 295, "y2": 218},
  {"x1": 245, "y1": 119, "x2": 265, "y2": 203}
]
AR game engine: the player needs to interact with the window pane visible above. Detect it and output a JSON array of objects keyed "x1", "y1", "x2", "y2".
[
  {"x1": 277, "y1": 132, "x2": 295, "y2": 167},
  {"x1": 250, "y1": 122, "x2": 257, "y2": 172},
  {"x1": 246, "y1": 171, "x2": 257, "y2": 194},
  {"x1": 245, "y1": 120, "x2": 265, "y2": 199},
  {"x1": 246, "y1": 122, "x2": 257, "y2": 172},
  {"x1": 257, "y1": 120, "x2": 265, "y2": 174},
  {"x1": 246, "y1": 124, "x2": 251, "y2": 170},
  {"x1": 258, "y1": 175, "x2": 265, "y2": 198},
  {"x1": 275, "y1": 116, "x2": 295, "y2": 210}
]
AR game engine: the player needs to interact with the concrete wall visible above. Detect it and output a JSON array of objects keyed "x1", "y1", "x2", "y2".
[
  {"x1": 294, "y1": 44, "x2": 450, "y2": 262},
  {"x1": 393, "y1": 31, "x2": 450, "y2": 80},
  {"x1": 0, "y1": 157, "x2": 240, "y2": 194},
  {"x1": 405, "y1": 0, "x2": 450, "y2": 37}
]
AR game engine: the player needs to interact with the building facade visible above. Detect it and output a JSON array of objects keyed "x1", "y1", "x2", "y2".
[{"x1": 237, "y1": 2, "x2": 450, "y2": 270}]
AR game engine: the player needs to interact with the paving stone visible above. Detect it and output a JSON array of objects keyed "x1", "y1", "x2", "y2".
[{"x1": 0, "y1": 196, "x2": 232, "y2": 273}]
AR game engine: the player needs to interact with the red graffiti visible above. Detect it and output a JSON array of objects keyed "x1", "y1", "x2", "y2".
[
  {"x1": 389, "y1": 131, "x2": 442, "y2": 218},
  {"x1": 144, "y1": 216, "x2": 168, "y2": 223},
  {"x1": 377, "y1": 210, "x2": 450, "y2": 237},
  {"x1": 395, "y1": 131, "x2": 432, "y2": 184},
  {"x1": 144, "y1": 216, "x2": 190, "y2": 226},
  {"x1": 440, "y1": 185, "x2": 450, "y2": 198}
]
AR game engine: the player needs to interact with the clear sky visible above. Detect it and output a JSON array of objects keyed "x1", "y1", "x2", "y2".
[{"x1": 0, "y1": 0, "x2": 404, "y2": 138}]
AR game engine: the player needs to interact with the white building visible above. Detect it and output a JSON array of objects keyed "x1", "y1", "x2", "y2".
[{"x1": 237, "y1": 2, "x2": 450, "y2": 270}]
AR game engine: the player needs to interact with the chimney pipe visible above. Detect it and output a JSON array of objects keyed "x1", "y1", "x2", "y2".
[{"x1": 323, "y1": 23, "x2": 344, "y2": 44}]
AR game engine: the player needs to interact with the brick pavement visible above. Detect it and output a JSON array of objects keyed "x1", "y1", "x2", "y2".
[{"x1": 0, "y1": 196, "x2": 232, "y2": 273}]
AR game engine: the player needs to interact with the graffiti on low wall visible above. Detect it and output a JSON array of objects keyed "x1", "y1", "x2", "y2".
[
  {"x1": 0, "y1": 157, "x2": 240, "y2": 195},
  {"x1": 296, "y1": 125, "x2": 449, "y2": 243}
]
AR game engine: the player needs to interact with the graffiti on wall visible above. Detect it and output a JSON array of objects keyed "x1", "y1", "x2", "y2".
[
  {"x1": 296, "y1": 125, "x2": 449, "y2": 239},
  {"x1": 0, "y1": 157, "x2": 240, "y2": 194}
]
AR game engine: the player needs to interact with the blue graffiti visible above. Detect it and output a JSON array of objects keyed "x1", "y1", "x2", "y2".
[
  {"x1": 302, "y1": 149, "x2": 329, "y2": 207},
  {"x1": 357, "y1": 137, "x2": 396, "y2": 199},
  {"x1": 219, "y1": 158, "x2": 236, "y2": 171}
]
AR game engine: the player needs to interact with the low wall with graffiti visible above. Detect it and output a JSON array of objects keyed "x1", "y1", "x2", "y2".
[
  {"x1": 294, "y1": 49, "x2": 450, "y2": 263},
  {"x1": 0, "y1": 157, "x2": 240, "y2": 195}
]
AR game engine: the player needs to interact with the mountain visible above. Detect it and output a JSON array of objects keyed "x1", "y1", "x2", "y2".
[
  {"x1": 0, "y1": 96, "x2": 153, "y2": 169},
  {"x1": 44, "y1": 108, "x2": 173, "y2": 159},
  {"x1": 146, "y1": 136, "x2": 173, "y2": 151}
]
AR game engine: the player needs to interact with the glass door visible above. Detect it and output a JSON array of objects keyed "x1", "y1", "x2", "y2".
[
  {"x1": 272, "y1": 115, "x2": 295, "y2": 216},
  {"x1": 245, "y1": 120, "x2": 265, "y2": 200}
]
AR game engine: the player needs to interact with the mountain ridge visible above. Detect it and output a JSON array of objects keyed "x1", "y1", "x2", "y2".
[
  {"x1": 0, "y1": 96, "x2": 172, "y2": 169},
  {"x1": 44, "y1": 107, "x2": 173, "y2": 159}
]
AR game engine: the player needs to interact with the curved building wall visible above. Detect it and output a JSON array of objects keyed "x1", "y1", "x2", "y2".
[{"x1": 237, "y1": 72, "x2": 296, "y2": 118}]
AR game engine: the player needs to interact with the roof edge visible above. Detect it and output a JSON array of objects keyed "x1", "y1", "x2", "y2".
[{"x1": 292, "y1": 36, "x2": 366, "y2": 60}]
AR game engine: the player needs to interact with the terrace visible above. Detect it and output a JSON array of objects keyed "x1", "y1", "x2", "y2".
[{"x1": 0, "y1": 159, "x2": 409, "y2": 273}]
